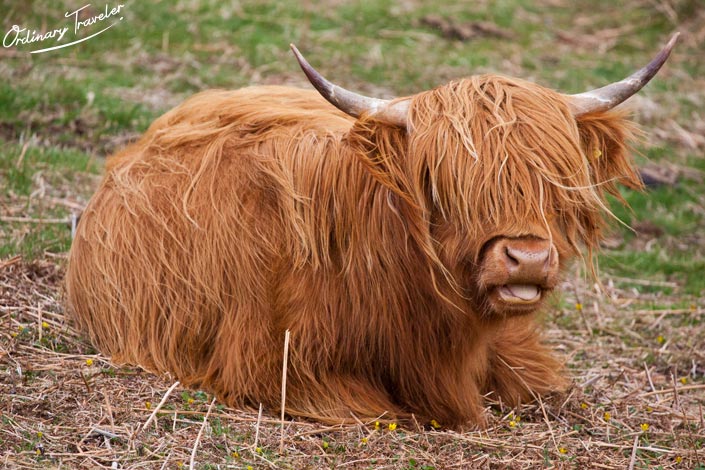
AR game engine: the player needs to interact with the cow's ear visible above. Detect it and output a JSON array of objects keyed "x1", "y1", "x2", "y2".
[
  {"x1": 348, "y1": 118, "x2": 420, "y2": 208},
  {"x1": 575, "y1": 111, "x2": 643, "y2": 198}
]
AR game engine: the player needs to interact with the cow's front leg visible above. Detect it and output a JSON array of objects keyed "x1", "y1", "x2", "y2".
[{"x1": 483, "y1": 317, "x2": 568, "y2": 406}]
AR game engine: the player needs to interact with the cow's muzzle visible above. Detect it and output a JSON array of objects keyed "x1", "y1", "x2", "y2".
[{"x1": 478, "y1": 237, "x2": 560, "y2": 314}]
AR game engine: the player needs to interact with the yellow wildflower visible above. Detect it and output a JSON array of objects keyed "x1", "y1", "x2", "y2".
[
  {"x1": 256, "y1": 447, "x2": 262, "y2": 454},
  {"x1": 675, "y1": 455, "x2": 683, "y2": 464},
  {"x1": 231, "y1": 451, "x2": 239, "y2": 459},
  {"x1": 559, "y1": 447, "x2": 567, "y2": 454},
  {"x1": 680, "y1": 377, "x2": 688, "y2": 385},
  {"x1": 580, "y1": 402, "x2": 588, "y2": 410},
  {"x1": 575, "y1": 303, "x2": 583, "y2": 311},
  {"x1": 388, "y1": 423, "x2": 397, "y2": 431},
  {"x1": 603, "y1": 411, "x2": 611, "y2": 421},
  {"x1": 36, "y1": 431, "x2": 43, "y2": 438},
  {"x1": 41, "y1": 321, "x2": 49, "y2": 329},
  {"x1": 374, "y1": 421, "x2": 380, "y2": 430},
  {"x1": 85, "y1": 358, "x2": 94, "y2": 366},
  {"x1": 187, "y1": 397, "x2": 195, "y2": 405},
  {"x1": 361, "y1": 437, "x2": 368, "y2": 444},
  {"x1": 640, "y1": 423, "x2": 650, "y2": 432},
  {"x1": 145, "y1": 401, "x2": 152, "y2": 410},
  {"x1": 322, "y1": 441, "x2": 328, "y2": 450},
  {"x1": 646, "y1": 406, "x2": 653, "y2": 413},
  {"x1": 508, "y1": 420, "x2": 516, "y2": 428},
  {"x1": 656, "y1": 335, "x2": 665, "y2": 345},
  {"x1": 430, "y1": 419, "x2": 441, "y2": 429}
]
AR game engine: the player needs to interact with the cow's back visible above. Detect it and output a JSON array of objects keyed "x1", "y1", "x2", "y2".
[{"x1": 65, "y1": 86, "x2": 354, "y2": 388}]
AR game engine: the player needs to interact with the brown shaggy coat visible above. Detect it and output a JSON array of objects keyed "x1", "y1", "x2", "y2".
[{"x1": 66, "y1": 76, "x2": 640, "y2": 426}]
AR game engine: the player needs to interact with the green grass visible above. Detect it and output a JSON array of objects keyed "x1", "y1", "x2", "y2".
[
  {"x1": 601, "y1": 178, "x2": 705, "y2": 295},
  {"x1": 0, "y1": 141, "x2": 100, "y2": 258}
]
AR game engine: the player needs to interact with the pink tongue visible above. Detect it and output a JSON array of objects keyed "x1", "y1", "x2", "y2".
[{"x1": 506, "y1": 284, "x2": 539, "y2": 301}]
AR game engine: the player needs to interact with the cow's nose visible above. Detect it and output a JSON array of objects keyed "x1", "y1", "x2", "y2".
[{"x1": 500, "y1": 238, "x2": 556, "y2": 280}]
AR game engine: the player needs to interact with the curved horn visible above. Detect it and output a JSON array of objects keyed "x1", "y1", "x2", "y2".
[
  {"x1": 290, "y1": 44, "x2": 408, "y2": 126},
  {"x1": 567, "y1": 33, "x2": 679, "y2": 116}
]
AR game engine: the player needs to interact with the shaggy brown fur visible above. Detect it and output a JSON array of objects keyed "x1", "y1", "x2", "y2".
[{"x1": 66, "y1": 75, "x2": 641, "y2": 427}]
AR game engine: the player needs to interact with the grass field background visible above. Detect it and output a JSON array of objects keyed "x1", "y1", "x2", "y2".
[{"x1": 1, "y1": 0, "x2": 704, "y2": 468}]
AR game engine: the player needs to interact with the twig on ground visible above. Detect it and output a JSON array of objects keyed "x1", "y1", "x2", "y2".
[
  {"x1": 644, "y1": 362, "x2": 657, "y2": 394},
  {"x1": 0, "y1": 216, "x2": 72, "y2": 224},
  {"x1": 627, "y1": 434, "x2": 639, "y2": 470},
  {"x1": 0, "y1": 255, "x2": 22, "y2": 270},
  {"x1": 15, "y1": 141, "x2": 30, "y2": 168},
  {"x1": 189, "y1": 397, "x2": 216, "y2": 470},
  {"x1": 90, "y1": 428, "x2": 120, "y2": 440},
  {"x1": 46, "y1": 196, "x2": 86, "y2": 211},
  {"x1": 254, "y1": 402, "x2": 263, "y2": 455},
  {"x1": 138, "y1": 381, "x2": 181, "y2": 435},
  {"x1": 606, "y1": 276, "x2": 679, "y2": 288}
]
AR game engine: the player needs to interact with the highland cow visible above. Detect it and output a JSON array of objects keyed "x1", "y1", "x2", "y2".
[{"x1": 66, "y1": 35, "x2": 678, "y2": 427}]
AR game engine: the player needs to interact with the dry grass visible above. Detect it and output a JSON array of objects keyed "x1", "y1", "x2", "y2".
[
  {"x1": 1, "y1": 257, "x2": 703, "y2": 469},
  {"x1": 1, "y1": 0, "x2": 704, "y2": 468}
]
